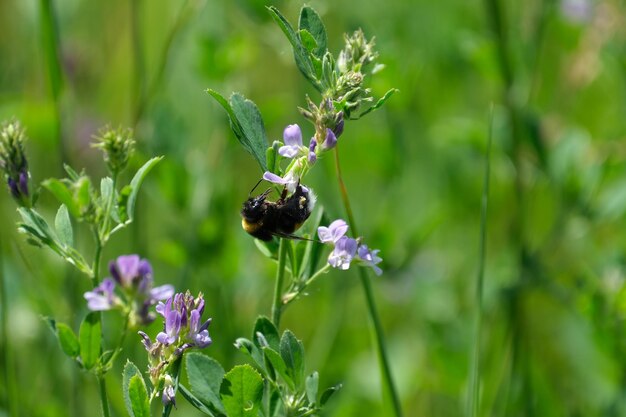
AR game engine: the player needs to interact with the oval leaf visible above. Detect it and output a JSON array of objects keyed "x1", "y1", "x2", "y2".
[
  {"x1": 299, "y1": 6, "x2": 327, "y2": 58},
  {"x1": 280, "y1": 330, "x2": 305, "y2": 389},
  {"x1": 253, "y1": 316, "x2": 280, "y2": 351},
  {"x1": 54, "y1": 204, "x2": 73, "y2": 248},
  {"x1": 123, "y1": 361, "x2": 150, "y2": 417},
  {"x1": 186, "y1": 352, "x2": 226, "y2": 414},
  {"x1": 56, "y1": 322, "x2": 80, "y2": 358},
  {"x1": 79, "y1": 312, "x2": 101, "y2": 370},
  {"x1": 127, "y1": 157, "x2": 163, "y2": 222},
  {"x1": 220, "y1": 364, "x2": 263, "y2": 417}
]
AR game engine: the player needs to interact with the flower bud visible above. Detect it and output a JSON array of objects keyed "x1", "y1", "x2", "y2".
[
  {"x1": 92, "y1": 126, "x2": 135, "y2": 174},
  {"x1": 0, "y1": 120, "x2": 31, "y2": 206}
]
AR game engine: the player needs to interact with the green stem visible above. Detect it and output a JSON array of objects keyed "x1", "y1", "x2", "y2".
[
  {"x1": 0, "y1": 236, "x2": 18, "y2": 417},
  {"x1": 272, "y1": 238, "x2": 289, "y2": 327},
  {"x1": 467, "y1": 112, "x2": 493, "y2": 417},
  {"x1": 284, "y1": 264, "x2": 331, "y2": 308},
  {"x1": 91, "y1": 229, "x2": 110, "y2": 417},
  {"x1": 39, "y1": 0, "x2": 67, "y2": 166},
  {"x1": 98, "y1": 375, "x2": 111, "y2": 417},
  {"x1": 333, "y1": 147, "x2": 403, "y2": 417}
]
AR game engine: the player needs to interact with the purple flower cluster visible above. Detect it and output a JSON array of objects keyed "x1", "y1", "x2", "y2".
[
  {"x1": 318, "y1": 219, "x2": 383, "y2": 275},
  {"x1": 154, "y1": 292, "x2": 212, "y2": 349},
  {"x1": 84, "y1": 255, "x2": 174, "y2": 325},
  {"x1": 137, "y1": 291, "x2": 212, "y2": 406}
]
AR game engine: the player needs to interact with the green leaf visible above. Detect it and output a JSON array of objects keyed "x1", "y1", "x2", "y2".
[
  {"x1": 230, "y1": 93, "x2": 269, "y2": 172},
  {"x1": 356, "y1": 88, "x2": 399, "y2": 119},
  {"x1": 56, "y1": 322, "x2": 80, "y2": 358},
  {"x1": 262, "y1": 347, "x2": 293, "y2": 389},
  {"x1": 207, "y1": 90, "x2": 268, "y2": 172},
  {"x1": 253, "y1": 316, "x2": 280, "y2": 351},
  {"x1": 127, "y1": 156, "x2": 163, "y2": 222},
  {"x1": 267, "y1": 6, "x2": 321, "y2": 91},
  {"x1": 298, "y1": 6, "x2": 327, "y2": 58},
  {"x1": 43, "y1": 178, "x2": 79, "y2": 218},
  {"x1": 254, "y1": 239, "x2": 278, "y2": 260},
  {"x1": 79, "y1": 312, "x2": 101, "y2": 370},
  {"x1": 128, "y1": 376, "x2": 150, "y2": 417},
  {"x1": 179, "y1": 384, "x2": 217, "y2": 416},
  {"x1": 234, "y1": 338, "x2": 266, "y2": 372},
  {"x1": 305, "y1": 372, "x2": 319, "y2": 404},
  {"x1": 123, "y1": 361, "x2": 150, "y2": 417},
  {"x1": 220, "y1": 365, "x2": 264, "y2": 417},
  {"x1": 54, "y1": 205, "x2": 73, "y2": 248},
  {"x1": 75, "y1": 176, "x2": 92, "y2": 214},
  {"x1": 320, "y1": 384, "x2": 342, "y2": 406},
  {"x1": 280, "y1": 330, "x2": 305, "y2": 389},
  {"x1": 186, "y1": 353, "x2": 226, "y2": 414}
]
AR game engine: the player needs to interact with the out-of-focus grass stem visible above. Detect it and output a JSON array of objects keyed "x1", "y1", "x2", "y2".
[
  {"x1": 272, "y1": 238, "x2": 289, "y2": 327},
  {"x1": 466, "y1": 110, "x2": 493, "y2": 417},
  {"x1": 90, "y1": 229, "x2": 110, "y2": 417},
  {"x1": 333, "y1": 146, "x2": 403, "y2": 417},
  {"x1": 39, "y1": 0, "x2": 67, "y2": 165},
  {"x1": 132, "y1": 0, "x2": 205, "y2": 125},
  {"x1": 0, "y1": 237, "x2": 18, "y2": 417}
]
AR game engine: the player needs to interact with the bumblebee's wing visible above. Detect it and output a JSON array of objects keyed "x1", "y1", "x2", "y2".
[{"x1": 271, "y1": 231, "x2": 318, "y2": 242}]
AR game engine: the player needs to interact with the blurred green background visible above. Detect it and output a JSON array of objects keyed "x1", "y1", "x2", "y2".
[{"x1": 2, "y1": 0, "x2": 626, "y2": 416}]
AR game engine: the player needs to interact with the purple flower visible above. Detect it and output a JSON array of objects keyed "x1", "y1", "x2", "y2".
[
  {"x1": 162, "y1": 377, "x2": 176, "y2": 407},
  {"x1": 318, "y1": 219, "x2": 349, "y2": 243},
  {"x1": 156, "y1": 298, "x2": 182, "y2": 346},
  {"x1": 321, "y1": 129, "x2": 337, "y2": 150},
  {"x1": 138, "y1": 331, "x2": 153, "y2": 351},
  {"x1": 357, "y1": 244, "x2": 383, "y2": 276},
  {"x1": 279, "y1": 124, "x2": 306, "y2": 158},
  {"x1": 150, "y1": 285, "x2": 175, "y2": 301},
  {"x1": 263, "y1": 170, "x2": 299, "y2": 193},
  {"x1": 109, "y1": 255, "x2": 153, "y2": 290},
  {"x1": 189, "y1": 309, "x2": 212, "y2": 348},
  {"x1": 84, "y1": 278, "x2": 117, "y2": 311},
  {"x1": 328, "y1": 236, "x2": 358, "y2": 270}
]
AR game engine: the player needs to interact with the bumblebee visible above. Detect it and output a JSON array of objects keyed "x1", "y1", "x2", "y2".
[{"x1": 241, "y1": 183, "x2": 316, "y2": 241}]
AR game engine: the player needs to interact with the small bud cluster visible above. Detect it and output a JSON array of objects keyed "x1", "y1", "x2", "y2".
[
  {"x1": 92, "y1": 126, "x2": 135, "y2": 175},
  {"x1": 84, "y1": 255, "x2": 174, "y2": 326},
  {"x1": 0, "y1": 120, "x2": 30, "y2": 206},
  {"x1": 318, "y1": 219, "x2": 382, "y2": 275},
  {"x1": 138, "y1": 291, "x2": 212, "y2": 406}
]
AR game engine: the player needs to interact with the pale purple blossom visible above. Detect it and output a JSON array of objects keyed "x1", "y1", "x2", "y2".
[
  {"x1": 109, "y1": 254, "x2": 152, "y2": 289},
  {"x1": 263, "y1": 170, "x2": 300, "y2": 193},
  {"x1": 328, "y1": 236, "x2": 358, "y2": 270},
  {"x1": 318, "y1": 219, "x2": 349, "y2": 243},
  {"x1": 162, "y1": 376, "x2": 176, "y2": 407},
  {"x1": 279, "y1": 124, "x2": 306, "y2": 158},
  {"x1": 84, "y1": 278, "x2": 117, "y2": 311},
  {"x1": 357, "y1": 244, "x2": 383, "y2": 276}
]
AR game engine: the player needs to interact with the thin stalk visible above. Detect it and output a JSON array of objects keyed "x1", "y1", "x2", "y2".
[
  {"x1": 91, "y1": 230, "x2": 110, "y2": 417},
  {"x1": 98, "y1": 376, "x2": 111, "y2": 417},
  {"x1": 272, "y1": 238, "x2": 289, "y2": 327},
  {"x1": 333, "y1": 147, "x2": 403, "y2": 417},
  {"x1": 39, "y1": 0, "x2": 67, "y2": 165},
  {"x1": 466, "y1": 112, "x2": 493, "y2": 417},
  {"x1": 483, "y1": 0, "x2": 532, "y2": 413},
  {"x1": 0, "y1": 236, "x2": 18, "y2": 417}
]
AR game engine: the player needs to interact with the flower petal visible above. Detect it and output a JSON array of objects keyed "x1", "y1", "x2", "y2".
[{"x1": 283, "y1": 124, "x2": 303, "y2": 147}]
